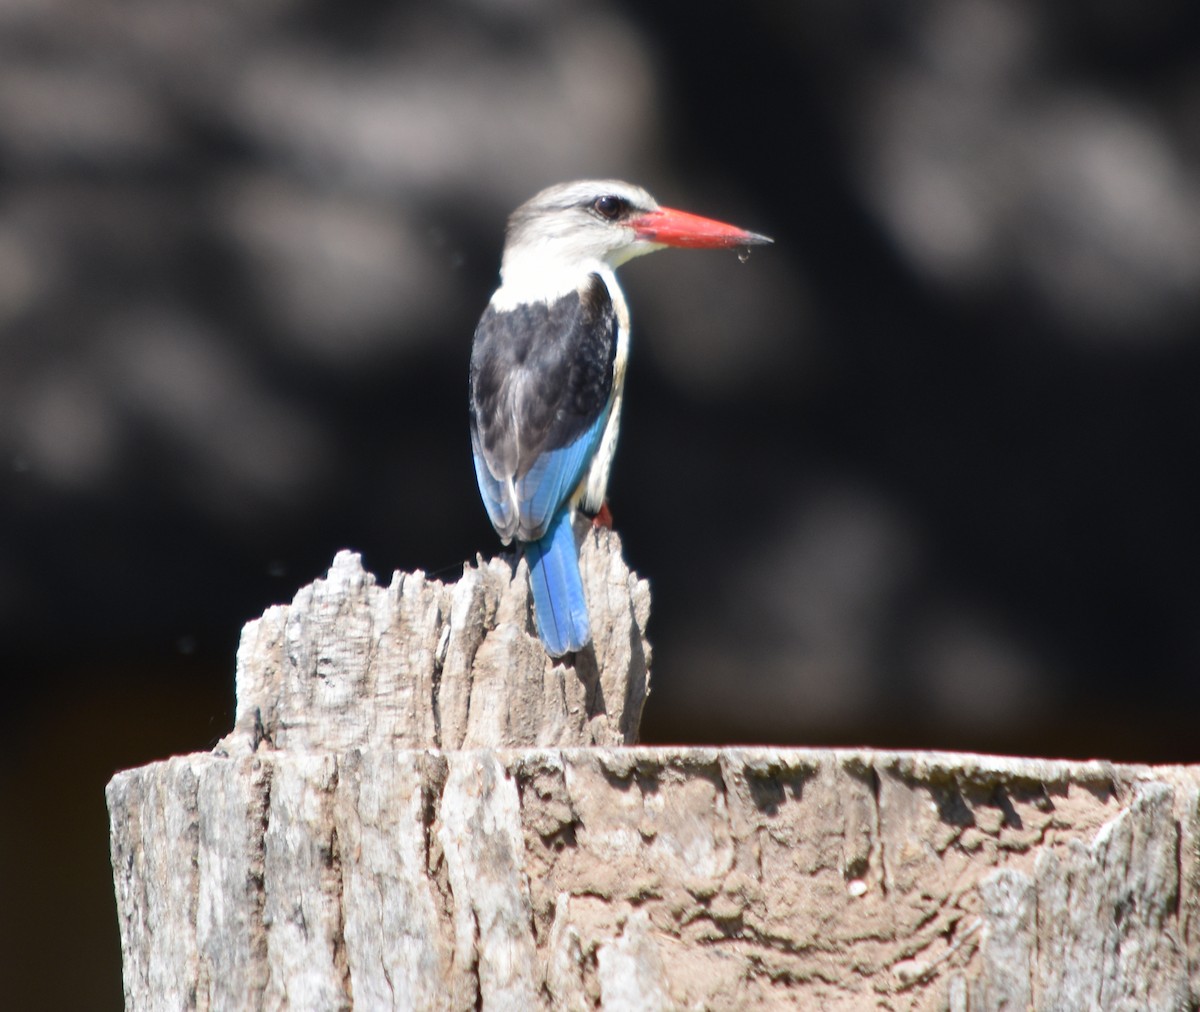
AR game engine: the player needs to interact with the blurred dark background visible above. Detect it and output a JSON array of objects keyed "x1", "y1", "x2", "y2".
[{"x1": 3, "y1": 0, "x2": 1199, "y2": 1006}]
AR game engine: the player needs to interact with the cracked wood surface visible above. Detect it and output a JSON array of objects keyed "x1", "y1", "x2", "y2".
[
  {"x1": 110, "y1": 748, "x2": 1200, "y2": 1010},
  {"x1": 108, "y1": 539, "x2": 1200, "y2": 1008},
  {"x1": 225, "y1": 526, "x2": 650, "y2": 754}
]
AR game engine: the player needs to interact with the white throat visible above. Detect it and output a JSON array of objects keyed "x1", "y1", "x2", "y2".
[{"x1": 490, "y1": 250, "x2": 616, "y2": 313}]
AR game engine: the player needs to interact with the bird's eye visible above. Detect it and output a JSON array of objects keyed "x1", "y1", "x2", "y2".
[{"x1": 592, "y1": 195, "x2": 627, "y2": 221}]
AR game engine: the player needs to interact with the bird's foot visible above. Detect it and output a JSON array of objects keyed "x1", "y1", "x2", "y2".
[{"x1": 591, "y1": 502, "x2": 614, "y2": 529}]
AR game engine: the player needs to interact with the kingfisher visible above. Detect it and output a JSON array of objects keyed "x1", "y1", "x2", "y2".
[{"x1": 469, "y1": 179, "x2": 772, "y2": 657}]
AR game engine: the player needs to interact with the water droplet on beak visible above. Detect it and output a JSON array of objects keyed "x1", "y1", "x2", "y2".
[{"x1": 736, "y1": 247, "x2": 752, "y2": 264}]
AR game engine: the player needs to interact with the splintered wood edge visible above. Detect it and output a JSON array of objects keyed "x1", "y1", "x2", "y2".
[{"x1": 223, "y1": 528, "x2": 652, "y2": 755}]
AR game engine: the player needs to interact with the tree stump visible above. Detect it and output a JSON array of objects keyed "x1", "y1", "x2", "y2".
[{"x1": 108, "y1": 528, "x2": 1200, "y2": 1009}]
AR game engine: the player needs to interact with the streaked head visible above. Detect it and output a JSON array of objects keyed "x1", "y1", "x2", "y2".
[{"x1": 500, "y1": 179, "x2": 772, "y2": 281}]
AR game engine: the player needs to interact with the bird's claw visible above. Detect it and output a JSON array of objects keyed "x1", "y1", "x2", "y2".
[{"x1": 591, "y1": 502, "x2": 614, "y2": 529}]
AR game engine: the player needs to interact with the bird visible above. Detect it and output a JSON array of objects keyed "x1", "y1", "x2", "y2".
[{"x1": 468, "y1": 179, "x2": 772, "y2": 657}]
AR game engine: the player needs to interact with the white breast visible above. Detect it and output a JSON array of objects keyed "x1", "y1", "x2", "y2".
[{"x1": 578, "y1": 266, "x2": 631, "y2": 514}]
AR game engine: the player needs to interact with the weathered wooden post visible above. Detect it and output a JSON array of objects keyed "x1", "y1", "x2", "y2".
[{"x1": 108, "y1": 525, "x2": 1200, "y2": 1009}]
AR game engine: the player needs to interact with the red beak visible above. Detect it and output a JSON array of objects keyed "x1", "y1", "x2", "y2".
[{"x1": 630, "y1": 206, "x2": 773, "y2": 249}]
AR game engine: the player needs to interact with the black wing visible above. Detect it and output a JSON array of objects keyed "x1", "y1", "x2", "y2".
[{"x1": 469, "y1": 273, "x2": 618, "y2": 540}]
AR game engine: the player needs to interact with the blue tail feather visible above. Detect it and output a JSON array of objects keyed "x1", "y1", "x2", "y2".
[{"x1": 526, "y1": 508, "x2": 590, "y2": 656}]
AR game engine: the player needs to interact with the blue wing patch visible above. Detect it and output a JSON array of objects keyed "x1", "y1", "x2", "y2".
[
  {"x1": 471, "y1": 402, "x2": 608, "y2": 543},
  {"x1": 472, "y1": 448, "x2": 516, "y2": 542},
  {"x1": 514, "y1": 406, "x2": 609, "y2": 541}
]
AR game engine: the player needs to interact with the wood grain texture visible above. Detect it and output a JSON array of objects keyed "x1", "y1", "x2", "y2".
[
  {"x1": 111, "y1": 748, "x2": 1200, "y2": 1010},
  {"x1": 222, "y1": 523, "x2": 650, "y2": 756},
  {"x1": 108, "y1": 536, "x2": 1199, "y2": 1009}
]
